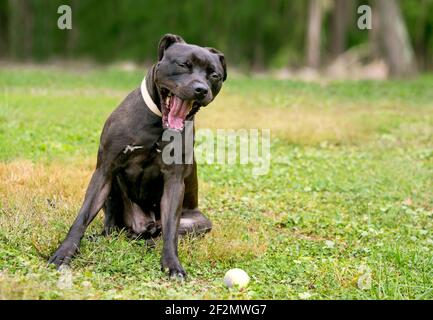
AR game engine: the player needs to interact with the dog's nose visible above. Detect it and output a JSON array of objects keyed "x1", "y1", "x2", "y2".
[{"x1": 194, "y1": 85, "x2": 208, "y2": 99}]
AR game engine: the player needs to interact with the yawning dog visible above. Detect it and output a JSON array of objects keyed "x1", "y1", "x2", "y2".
[{"x1": 49, "y1": 34, "x2": 227, "y2": 279}]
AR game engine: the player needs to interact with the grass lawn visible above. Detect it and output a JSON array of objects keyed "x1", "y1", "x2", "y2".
[{"x1": 0, "y1": 65, "x2": 432, "y2": 299}]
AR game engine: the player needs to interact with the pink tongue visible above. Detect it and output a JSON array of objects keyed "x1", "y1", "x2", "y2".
[{"x1": 168, "y1": 96, "x2": 190, "y2": 130}]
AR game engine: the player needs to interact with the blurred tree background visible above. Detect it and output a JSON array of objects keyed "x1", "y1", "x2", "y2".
[{"x1": 0, "y1": 0, "x2": 432, "y2": 76}]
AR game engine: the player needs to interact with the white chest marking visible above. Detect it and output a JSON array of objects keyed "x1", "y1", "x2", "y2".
[{"x1": 123, "y1": 145, "x2": 144, "y2": 154}]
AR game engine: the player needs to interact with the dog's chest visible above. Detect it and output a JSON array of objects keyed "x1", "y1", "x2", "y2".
[{"x1": 122, "y1": 150, "x2": 163, "y2": 203}]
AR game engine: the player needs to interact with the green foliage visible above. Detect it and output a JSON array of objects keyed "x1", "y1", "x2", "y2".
[
  {"x1": 1, "y1": 0, "x2": 433, "y2": 69},
  {"x1": 400, "y1": 0, "x2": 433, "y2": 68}
]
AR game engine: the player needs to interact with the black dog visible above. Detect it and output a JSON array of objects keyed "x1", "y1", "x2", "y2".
[{"x1": 49, "y1": 34, "x2": 226, "y2": 279}]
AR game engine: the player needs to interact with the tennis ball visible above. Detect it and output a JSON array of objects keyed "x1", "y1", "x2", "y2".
[{"x1": 223, "y1": 268, "x2": 250, "y2": 288}]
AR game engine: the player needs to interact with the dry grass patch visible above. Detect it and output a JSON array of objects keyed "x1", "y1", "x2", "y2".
[
  {"x1": 197, "y1": 93, "x2": 397, "y2": 145},
  {"x1": 182, "y1": 216, "x2": 268, "y2": 266},
  {"x1": 0, "y1": 159, "x2": 97, "y2": 258}
]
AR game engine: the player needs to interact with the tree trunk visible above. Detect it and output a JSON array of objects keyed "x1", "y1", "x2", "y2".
[
  {"x1": 369, "y1": 2, "x2": 381, "y2": 59},
  {"x1": 306, "y1": 0, "x2": 323, "y2": 68},
  {"x1": 330, "y1": 0, "x2": 353, "y2": 59},
  {"x1": 66, "y1": 0, "x2": 79, "y2": 58},
  {"x1": 374, "y1": 0, "x2": 417, "y2": 77},
  {"x1": 8, "y1": 0, "x2": 33, "y2": 60},
  {"x1": 0, "y1": 1, "x2": 8, "y2": 57}
]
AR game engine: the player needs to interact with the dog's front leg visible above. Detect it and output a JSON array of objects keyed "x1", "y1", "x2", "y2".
[
  {"x1": 49, "y1": 167, "x2": 111, "y2": 268},
  {"x1": 160, "y1": 165, "x2": 186, "y2": 279}
]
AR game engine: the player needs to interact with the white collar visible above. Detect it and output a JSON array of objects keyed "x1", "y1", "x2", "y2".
[{"x1": 141, "y1": 77, "x2": 162, "y2": 117}]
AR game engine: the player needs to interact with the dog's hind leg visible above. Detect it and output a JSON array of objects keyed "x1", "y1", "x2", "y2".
[
  {"x1": 48, "y1": 168, "x2": 111, "y2": 268},
  {"x1": 102, "y1": 176, "x2": 125, "y2": 236},
  {"x1": 179, "y1": 209, "x2": 212, "y2": 236},
  {"x1": 180, "y1": 159, "x2": 212, "y2": 236}
]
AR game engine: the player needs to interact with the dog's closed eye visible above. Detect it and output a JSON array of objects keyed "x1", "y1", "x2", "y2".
[
  {"x1": 210, "y1": 72, "x2": 221, "y2": 80},
  {"x1": 176, "y1": 61, "x2": 192, "y2": 69}
]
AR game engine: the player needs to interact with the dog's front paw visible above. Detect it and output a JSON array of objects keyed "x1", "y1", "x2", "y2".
[
  {"x1": 161, "y1": 257, "x2": 186, "y2": 280},
  {"x1": 48, "y1": 244, "x2": 76, "y2": 269}
]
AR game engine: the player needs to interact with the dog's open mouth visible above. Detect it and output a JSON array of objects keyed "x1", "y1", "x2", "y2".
[{"x1": 161, "y1": 89, "x2": 197, "y2": 131}]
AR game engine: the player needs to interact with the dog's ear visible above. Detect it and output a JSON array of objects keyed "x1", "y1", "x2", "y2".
[
  {"x1": 206, "y1": 47, "x2": 227, "y2": 81},
  {"x1": 158, "y1": 34, "x2": 185, "y2": 61}
]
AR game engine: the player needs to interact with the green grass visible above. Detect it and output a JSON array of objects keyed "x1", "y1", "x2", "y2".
[{"x1": 0, "y1": 65, "x2": 432, "y2": 299}]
